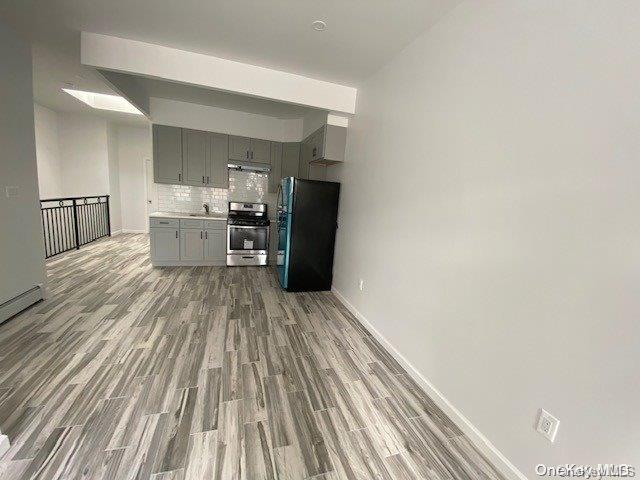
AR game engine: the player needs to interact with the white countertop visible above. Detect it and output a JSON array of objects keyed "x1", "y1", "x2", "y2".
[{"x1": 149, "y1": 211, "x2": 228, "y2": 221}]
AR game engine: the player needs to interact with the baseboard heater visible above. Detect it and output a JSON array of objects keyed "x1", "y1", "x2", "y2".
[{"x1": 0, "y1": 285, "x2": 44, "y2": 324}]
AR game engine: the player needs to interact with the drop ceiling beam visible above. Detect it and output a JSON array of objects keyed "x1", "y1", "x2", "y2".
[
  {"x1": 96, "y1": 69, "x2": 150, "y2": 117},
  {"x1": 81, "y1": 32, "x2": 357, "y2": 115}
]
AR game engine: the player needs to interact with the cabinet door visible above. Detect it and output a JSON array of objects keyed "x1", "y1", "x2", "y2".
[
  {"x1": 204, "y1": 229, "x2": 226, "y2": 264},
  {"x1": 209, "y1": 132, "x2": 229, "y2": 188},
  {"x1": 182, "y1": 129, "x2": 209, "y2": 186},
  {"x1": 268, "y1": 223, "x2": 279, "y2": 265},
  {"x1": 151, "y1": 227, "x2": 179, "y2": 261},
  {"x1": 281, "y1": 142, "x2": 300, "y2": 179},
  {"x1": 268, "y1": 142, "x2": 282, "y2": 193},
  {"x1": 250, "y1": 138, "x2": 271, "y2": 164},
  {"x1": 180, "y1": 229, "x2": 204, "y2": 261},
  {"x1": 310, "y1": 127, "x2": 325, "y2": 161},
  {"x1": 229, "y1": 136, "x2": 251, "y2": 161},
  {"x1": 308, "y1": 163, "x2": 327, "y2": 181},
  {"x1": 153, "y1": 125, "x2": 183, "y2": 184},
  {"x1": 299, "y1": 139, "x2": 312, "y2": 179}
]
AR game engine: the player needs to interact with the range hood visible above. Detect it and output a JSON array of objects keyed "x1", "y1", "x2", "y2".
[{"x1": 228, "y1": 162, "x2": 271, "y2": 173}]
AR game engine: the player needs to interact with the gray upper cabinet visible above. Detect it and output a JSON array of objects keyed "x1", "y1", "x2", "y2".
[
  {"x1": 299, "y1": 137, "x2": 312, "y2": 180},
  {"x1": 268, "y1": 142, "x2": 283, "y2": 193},
  {"x1": 228, "y1": 135, "x2": 271, "y2": 164},
  {"x1": 153, "y1": 125, "x2": 183, "y2": 184},
  {"x1": 281, "y1": 143, "x2": 300, "y2": 179},
  {"x1": 229, "y1": 136, "x2": 251, "y2": 161},
  {"x1": 308, "y1": 163, "x2": 327, "y2": 181},
  {"x1": 310, "y1": 128, "x2": 324, "y2": 162},
  {"x1": 209, "y1": 133, "x2": 229, "y2": 189},
  {"x1": 182, "y1": 129, "x2": 209, "y2": 186},
  {"x1": 250, "y1": 138, "x2": 271, "y2": 164},
  {"x1": 306, "y1": 124, "x2": 347, "y2": 165}
]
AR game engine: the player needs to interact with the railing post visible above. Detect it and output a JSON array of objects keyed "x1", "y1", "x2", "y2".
[
  {"x1": 72, "y1": 198, "x2": 80, "y2": 249},
  {"x1": 105, "y1": 195, "x2": 111, "y2": 236}
]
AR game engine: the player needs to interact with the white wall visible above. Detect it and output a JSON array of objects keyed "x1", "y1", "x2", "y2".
[
  {"x1": 0, "y1": 21, "x2": 46, "y2": 305},
  {"x1": 32, "y1": 107, "x2": 150, "y2": 234},
  {"x1": 57, "y1": 113, "x2": 110, "y2": 197},
  {"x1": 107, "y1": 123, "x2": 122, "y2": 232},
  {"x1": 117, "y1": 125, "x2": 151, "y2": 233},
  {"x1": 33, "y1": 104, "x2": 63, "y2": 199},
  {"x1": 150, "y1": 98, "x2": 303, "y2": 142},
  {"x1": 330, "y1": 0, "x2": 640, "y2": 477}
]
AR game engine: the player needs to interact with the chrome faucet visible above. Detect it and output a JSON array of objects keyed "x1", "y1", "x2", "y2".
[{"x1": 203, "y1": 203, "x2": 210, "y2": 215}]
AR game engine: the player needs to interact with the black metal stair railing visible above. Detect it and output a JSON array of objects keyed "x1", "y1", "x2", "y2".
[{"x1": 40, "y1": 195, "x2": 111, "y2": 258}]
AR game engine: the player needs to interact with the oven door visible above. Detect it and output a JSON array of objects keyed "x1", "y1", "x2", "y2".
[{"x1": 227, "y1": 225, "x2": 269, "y2": 254}]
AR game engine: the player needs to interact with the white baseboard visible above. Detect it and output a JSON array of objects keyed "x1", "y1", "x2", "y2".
[
  {"x1": 331, "y1": 286, "x2": 527, "y2": 480},
  {"x1": 0, "y1": 434, "x2": 9, "y2": 459},
  {"x1": 0, "y1": 284, "x2": 44, "y2": 325},
  {"x1": 121, "y1": 229, "x2": 147, "y2": 234},
  {"x1": 110, "y1": 229, "x2": 122, "y2": 236}
]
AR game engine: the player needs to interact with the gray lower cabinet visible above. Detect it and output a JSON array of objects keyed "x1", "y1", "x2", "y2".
[
  {"x1": 182, "y1": 128, "x2": 209, "y2": 186},
  {"x1": 153, "y1": 125, "x2": 183, "y2": 184},
  {"x1": 204, "y1": 229, "x2": 226, "y2": 263},
  {"x1": 268, "y1": 224, "x2": 279, "y2": 265},
  {"x1": 150, "y1": 227, "x2": 180, "y2": 261},
  {"x1": 250, "y1": 138, "x2": 271, "y2": 164},
  {"x1": 180, "y1": 228, "x2": 205, "y2": 261},
  {"x1": 151, "y1": 217, "x2": 226, "y2": 265}
]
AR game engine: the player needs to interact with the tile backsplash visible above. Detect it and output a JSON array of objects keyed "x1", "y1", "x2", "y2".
[
  {"x1": 228, "y1": 171, "x2": 268, "y2": 203},
  {"x1": 156, "y1": 170, "x2": 269, "y2": 214},
  {"x1": 157, "y1": 184, "x2": 228, "y2": 213}
]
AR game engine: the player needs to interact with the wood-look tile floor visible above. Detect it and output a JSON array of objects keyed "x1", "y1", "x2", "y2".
[{"x1": 0, "y1": 234, "x2": 505, "y2": 480}]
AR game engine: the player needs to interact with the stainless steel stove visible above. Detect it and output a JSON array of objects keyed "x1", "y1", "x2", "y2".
[{"x1": 227, "y1": 202, "x2": 270, "y2": 266}]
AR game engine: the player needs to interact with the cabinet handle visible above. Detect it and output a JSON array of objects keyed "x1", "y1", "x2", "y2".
[
  {"x1": 206, "y1": 176, "x2": 209, "y2": 184},
  {"x1": 178, "y1": 173, "x2": 182, "y2": 182},
  {"x1": 176, "y1": 230, "x2": 178, "y2": 238},
  {"x1": 246, "y1": 151, "x2": 249, "y2": 159},
  {"x1": 159, "y1": 221, "x2": 169, "y2": 224},
  {"x1": 312, "y1": 147, "x2": 317, "y2": 158},
  {"x1": 251, "y1": 151, "x2": 254, "y2": 159},
  {"x1": 202, "y1": 175, "x2": 205, "y2": 183},
  {"x1": 200, "y1": 231, "x2": 203, "y2": 239},
  {"x1": 205, "y1": 231, "x2": 208, "y2": 239}
]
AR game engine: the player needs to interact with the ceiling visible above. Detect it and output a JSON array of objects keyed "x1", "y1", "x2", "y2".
[
  {"x1": 135, "y1": 77, "x2": 318, "y2": 119},
  {"x1": 0, "y1": 0, "x2": 461, "y2": 123}
]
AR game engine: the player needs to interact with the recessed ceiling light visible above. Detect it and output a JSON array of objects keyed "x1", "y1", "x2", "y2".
[
  {"x1": 62, "y1": 88, "x2": 143, "y2": 115},
  {"x1": 312, "y1": 20, "x2": 326, "y2": 31}
]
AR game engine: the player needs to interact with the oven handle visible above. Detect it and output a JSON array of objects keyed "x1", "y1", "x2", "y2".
[{"x1": 227, "y1": 225, "x2": 270, "y2": 229}]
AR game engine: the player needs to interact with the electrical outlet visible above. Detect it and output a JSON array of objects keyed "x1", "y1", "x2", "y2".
[
  {"x1": 536, "y1": 408, "x2": 560, "y2": 442},
  {"x1": 358, "y1": 279, "x2": 364, "y2": 291}
]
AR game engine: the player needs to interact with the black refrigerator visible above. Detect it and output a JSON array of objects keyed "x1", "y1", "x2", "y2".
[{"x1": 276, "y1": 177, "x2": 341, "y2": 292}]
